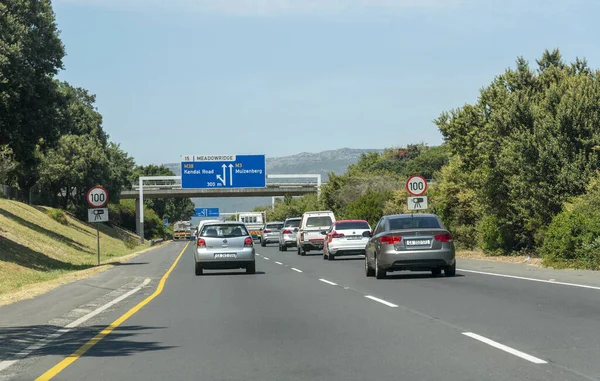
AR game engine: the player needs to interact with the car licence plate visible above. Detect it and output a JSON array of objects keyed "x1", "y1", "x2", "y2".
[
  {"x1": 347, "y1": 236, "x2": 362, "y2": 240},
  {"x1": 214, "y1": 253, "x2": 237, "y2": 259},
  {"x1": 406, "y1": 239, "x2": 431, "y2": 246}
]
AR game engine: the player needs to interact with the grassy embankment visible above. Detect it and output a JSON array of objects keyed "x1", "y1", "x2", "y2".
[{"x1": 0, "y1": 199, "x2": 152, "y2": 305}]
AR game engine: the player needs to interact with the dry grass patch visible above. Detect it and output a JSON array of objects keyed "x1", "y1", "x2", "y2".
[
  {"x1": 0, "y1": 199, "x2": 150, "y2": 298},
  {"x1": 457, "y1": 249, "x2": 543, "y2": 266}
]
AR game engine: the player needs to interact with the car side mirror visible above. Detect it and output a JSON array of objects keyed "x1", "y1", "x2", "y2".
[
  {"x1": 320, "y1": 231, "x2": 327, "y2": 235},
  {"x1": 294, "y1": 228, "x2": 299, "y2": 232}
]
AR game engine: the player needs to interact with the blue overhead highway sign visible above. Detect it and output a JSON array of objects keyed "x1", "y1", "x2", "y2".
[
  {"x1": 181, "y1": 155, "x2": 266, "y2": 189},
  {"x1": 194, "y1": 208, "x2": 220, "y2": 217}
]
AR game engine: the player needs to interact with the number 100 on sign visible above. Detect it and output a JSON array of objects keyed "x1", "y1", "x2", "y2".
[{"x1": 406, "y1": 175, "x2": 427, "y2": 196}]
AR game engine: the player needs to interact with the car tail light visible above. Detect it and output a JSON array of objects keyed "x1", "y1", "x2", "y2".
[
  {"x1": 301, "y1": 232, "x2": 305, "y2": 241},
  {"x1": 331, "y1": 231, "x2": 345, "y2": 239},
  {"x1": 434, "y1": 233, "x2": 453, "y2": 243},
  {"x1": 197, "y1": 238, "x2": 206, "y2": 247},
  {"x1": 283, "y1": 229, "x2": 292, "y2": 234},
  {"x1": 244, "y1": 237, "x2": 253, "y2": 247},
  {"x1": 380, "y1": 236, "x2": 401, "y2": 245},
  {"x1": 263, "y1": 229, "x2": 271, "y2": 233}
]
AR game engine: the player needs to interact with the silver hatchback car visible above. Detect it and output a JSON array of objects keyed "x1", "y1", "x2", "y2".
[
  {"x1": 194, "y1": 222, "x2": 256, "y2": 275},
  {"x1": 365, "y1": 214, "x2": 456, "y2": 279}
]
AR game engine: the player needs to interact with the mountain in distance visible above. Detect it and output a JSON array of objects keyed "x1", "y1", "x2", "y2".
[{"x1": 161, "y1": 148, "x2": 383, "y2": 216}]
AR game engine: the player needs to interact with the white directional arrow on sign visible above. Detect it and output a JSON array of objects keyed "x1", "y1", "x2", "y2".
[
  {"x1": 228, "y1": 164, "x2": 233, "y2": 185},
  {"x1": 217, "y1": 164, "x2": 227, "y2": 185}
]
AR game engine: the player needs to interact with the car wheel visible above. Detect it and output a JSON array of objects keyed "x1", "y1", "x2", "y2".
[
  {"x1": 323, "y1": 252, "x2": 327, "y2": 260},
  {"x1": 261, "y1": 240, "x2": 266, "y2": 247},
  {"x1": 444, "y1": 261, "x2": 456, "y2": 277},
  {"x1": 365, "y1": 256, "x2": 375, "y2": 277},
  {"x1": 297, "y1": 247, "x2": 301, "y2": 255},
  {"x1": 375, "y1": 256, "x2": 386, "y2": 279},
  {"x1": 431, "y1": 268, "x2": 442, "y2": 276},
  {"x1": 300, "y1": 246, "x2": 306, "y2": 256},
  {"x1": 278, "y1": 244, "x2": 282, "y2": 251},
  {"x1": 328, "y1": 252, "x2": 334, "y2": 261},
  {"x1": 195, "y1": 262, "x2": 203, "y2": 276},
  {"x1": 282, "y1": 245, "x2": 287, "y2": 252},
  {"x1": 246, "y1": 262, "x2": 256, "y2": 274}
]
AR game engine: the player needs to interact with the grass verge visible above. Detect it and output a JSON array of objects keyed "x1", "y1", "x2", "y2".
[
  {"x1": 456, "y1": 250, "x2": 543, "y2": 266},
  {"x1": 0, "y1": 199, "x2": 151, "y2": 300}
]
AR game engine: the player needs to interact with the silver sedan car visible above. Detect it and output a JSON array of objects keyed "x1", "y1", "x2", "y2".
[
  {"x1": 365, "y1": 214, "x2": 456, "y2": 279},
  {"x1": 260, "y1": 221, "x2": 284, "y2": 247},
  {"x1": 194, "y1": 222, "x2": 256, "y2": 275}
]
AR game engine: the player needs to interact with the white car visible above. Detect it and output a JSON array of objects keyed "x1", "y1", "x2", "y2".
[
  {"x1": 297, "y1": 211, "x2": 336, "y2": 256},
  {"x1": 323, "y1": 220, "x2": 371, "y2": 260}
]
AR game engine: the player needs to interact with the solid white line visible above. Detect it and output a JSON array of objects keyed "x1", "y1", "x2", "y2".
[
  {"x1": 275, "y1": 261, "x2": 283, "y2": 265},
  {"x1": 319, "y1": 279, "x2": 338, "y2": 286},
  {"x1": 458, "y1": 269, "x2": 600, "y2": 291},
  {"x1": 462, "y1": 332, "x2": 547, "y2": 364},
  {"x1": 364, "y1": 295, "x2": 398, "y2": 308},
  {"x1": 0, "y1": 278, "x2": 151, "y2": 372},
  {"x1": 263, "y1": 257, "x2": 270, "y2": 260},
  {"x1": 291, "y1": 268, "x2": 303, "y2": 273}
]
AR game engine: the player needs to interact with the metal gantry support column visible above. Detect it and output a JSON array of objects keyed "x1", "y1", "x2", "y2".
[{"x1": 138, "y1": 175, "x2": 181, "y2": 243}]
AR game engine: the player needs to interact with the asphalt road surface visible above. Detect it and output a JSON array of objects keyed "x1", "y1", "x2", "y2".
[{"x1": 2, "y1": 241, "x2": 600, "y2": 381}]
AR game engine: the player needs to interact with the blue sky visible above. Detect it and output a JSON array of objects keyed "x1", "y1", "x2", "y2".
[{"x1": 52, "y1": 0, "x2": 599, "y2": 166}]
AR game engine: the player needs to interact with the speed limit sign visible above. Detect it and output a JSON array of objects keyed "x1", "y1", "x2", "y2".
[
  {"x1": 405, "y1": 175, "x2": 427, "y2": 196},
  {"x1": 87, "y1": 186, "x2": 109, "y2": 208}
]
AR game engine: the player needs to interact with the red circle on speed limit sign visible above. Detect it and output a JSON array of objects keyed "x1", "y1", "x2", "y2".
[
  {"x1": 405, "y1": 175, "x2": 427, "y2": 196},
  {"x1": 87, "y1": 186, "x2": 109, "y2": 208}
]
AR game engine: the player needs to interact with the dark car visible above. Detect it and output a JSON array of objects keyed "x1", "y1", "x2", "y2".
[{"x1": 364, "y1": 214, "x2": 456, "y2": 279}]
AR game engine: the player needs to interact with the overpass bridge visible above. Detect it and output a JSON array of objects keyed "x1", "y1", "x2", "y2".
[{"x1": 127, "y1": 174, "x2": 322, "y2": 242}]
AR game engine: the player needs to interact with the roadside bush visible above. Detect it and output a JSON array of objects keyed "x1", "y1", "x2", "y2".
[
  {"x1": 343, "y1": 190, "x2": 393, "y2": 227},
  {"x1": 477, "y1": 215, "x2": 514, "y2": 256},
  {"x1": 46, "y1": 208, "x2": 68, "y2": 225},
  {"x1": 541, "y1": 207, "x2": 600, "y2": 269}
]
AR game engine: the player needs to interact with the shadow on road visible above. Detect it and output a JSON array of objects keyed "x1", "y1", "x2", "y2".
[
  {"x1": 330, "y1": 257, "x2": 365, "y2": 261},
  {"x1": 198, "y1": 271, "x2": 267, "y2": 276},
  {"x1": 0, "y1": 324, "x2": 176, "y2": 361},
  {"x1": 107, "y1": 261, "x2": 150, "y2": 266},
  {"x1": 383, "y1": 273, "x2": 465, "y2": 280}
]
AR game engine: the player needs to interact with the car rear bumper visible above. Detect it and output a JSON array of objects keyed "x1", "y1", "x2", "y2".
[
  {"x1": 300, "y1": 240, "x2": 324, "y2": 250},
  {"x1": 328, "y1": 241, "x2": 368, "y2": 255},
  {"x1": 262, "y1": 235, "x2": 280, "y2": 243},
  {"x1": 378, "y1": 248, "x2": 455, "y2": 270},
  {"x1": 195, "y1": 248, "x2": 255, "y2": 262},
  {"x1": 198, "y1": 260, "x2": 255, "y2": 270}
]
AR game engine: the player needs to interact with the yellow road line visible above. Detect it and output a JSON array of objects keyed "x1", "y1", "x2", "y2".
[{"x1": 35, "y1": 242, "x2": 190, "y2": 381}]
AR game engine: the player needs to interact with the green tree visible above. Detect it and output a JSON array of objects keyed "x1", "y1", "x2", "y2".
[
  {"x1": 0, "y1": 0, "x2": 65, "y2": 193},
  {"x1": 435, "y1": 49, "x2": 600, "y2": 254}
]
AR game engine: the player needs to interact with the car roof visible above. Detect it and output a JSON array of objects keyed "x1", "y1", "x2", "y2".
[
  {"x1": 203, "y1": 221, "x2": 245, "y2": 226},
  {"x1": 266, "y1": 221, "x2": 283, "y2": 224},
  {"x1": 285, "y1": 217, "x2": 302, "y2": 220},
  {"x1": 335, "y1": 219, "x2": 368, "y2": 223},
  {"x1": 386, "y1": 213, "x2": 438, "y2": 219}
]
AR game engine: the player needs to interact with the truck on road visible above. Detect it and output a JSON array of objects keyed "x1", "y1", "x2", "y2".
[
  {"x1": 173, "y1": 220, "x2": 192, "y2": 240},
  {"x1": 238, "y1": 212, "x2": 266, "y2": 241}
]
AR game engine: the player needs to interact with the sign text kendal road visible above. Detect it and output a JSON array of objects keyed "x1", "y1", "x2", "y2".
[{"x1": 181, "y1": 154, "x2": 266, "y2": 189}]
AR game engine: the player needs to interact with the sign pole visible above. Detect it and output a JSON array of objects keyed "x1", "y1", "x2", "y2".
[{"x1": 97, "y1": 223, "x2": 100, "y2": 266}]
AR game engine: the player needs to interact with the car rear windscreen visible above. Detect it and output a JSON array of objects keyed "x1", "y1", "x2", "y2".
[
  {"x1": 305, "y1": 216, "x2": 333, "y2": 228},
  {"x1": 285, "y1": 219, "x2": 301, "y2": 228},
  {"x1": 389, "y1": 216, "x2": 441, "y2": 230},
  {"x1": 336, "y1": 221, "x2": 370, "y2": 230},
  {"x1": 201, "y1": 224, "x2": 249, "y2": 237},
  {"x1": 266, "y1": 223, "x2": 283, "y2": 230}
]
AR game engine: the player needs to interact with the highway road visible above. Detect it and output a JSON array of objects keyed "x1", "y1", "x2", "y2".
[{"x1": 2, "y1": 241, "x2": 600, "y2": 380}]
